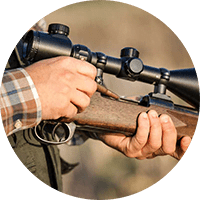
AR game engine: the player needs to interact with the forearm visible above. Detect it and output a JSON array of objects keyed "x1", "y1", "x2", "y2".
[{"x1": 0, "y1": 68, "x2": 42, "y2": 136}]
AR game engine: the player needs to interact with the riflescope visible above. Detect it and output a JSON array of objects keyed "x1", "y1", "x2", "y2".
[{"x1": 22, "y1": 23, "x2": 199, "y2": 109}]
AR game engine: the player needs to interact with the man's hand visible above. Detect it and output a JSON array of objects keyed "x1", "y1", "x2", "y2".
[
  {"x1": 25, "y1": 56, "x2": 97, "y2": 120},
  {"x1": 97, "y1": 110, "x2": 191, "y2": 160}
]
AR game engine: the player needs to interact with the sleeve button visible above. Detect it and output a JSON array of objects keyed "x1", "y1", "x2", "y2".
[{"x1": 14, "y1": 119, "x2": 22, "y2": 129}]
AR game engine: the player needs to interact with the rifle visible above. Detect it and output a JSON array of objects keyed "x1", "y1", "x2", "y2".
[{"x1": 21, "y1": 23, "x2": 199, "y2": 145}]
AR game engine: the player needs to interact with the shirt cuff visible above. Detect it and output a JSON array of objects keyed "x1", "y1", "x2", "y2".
[{"x1": 0, "y1": 68, "x2": 42, "y2": 136}]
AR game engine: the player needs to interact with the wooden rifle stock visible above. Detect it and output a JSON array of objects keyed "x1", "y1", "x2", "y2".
[{"x1": 61, "y1": 92, "x2": 199, "y2": 140}]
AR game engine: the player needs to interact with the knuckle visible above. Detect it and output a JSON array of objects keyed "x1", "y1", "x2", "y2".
[
  {"x1": 88, "y1": 64, "x2": 97, "y2": 79},
  {"x1": 65, "y1": 105, "x2": 78, "y2": 119},
  {"x1": 121, "y1": 145, "x2": 134, "y2": 158},
  {"x1": 67, "y1": 111, "x2": 77, "y2": 119},
  {"x1": 163, "y1": 146, "x2": 175, "y2": 155},
  {"x1": 92, "y1": 81, "x2": 98, "y2": 91},
  {"x1": 56, "y1": 57, "x2": 74, "y2": 70},
  {"x1": 150, "y1": 122, "x2": 160, "y2": 130},
  {"x1": 57, "y1": 56, "x2": 69, "y2": 64},
  {"x1": 79, "y1": 95, "x2": 91, "y2": 111},
  {"x1": 136, "y1": 136, "x2": 147, "y2": 146},
  {"x1": 149, "y1": 142, "x2": 161, "y2": 151},
  {"x1": 124, "y1": 150, "x2": 136, "y2": 158},
  {"x1": 64, "y1": 71, "x2": 74, "y2": 80},
  {"x1": 61, "y1": 84, "x2": 71, "y2": 93},
  {"x1": 123, "y1": 143, "x2": 138, "y2": 158},
  {"x1": 68, "y1": 109, "x2": 78, "y2": 119},
  {"x1": 88, "y1": 81, "x2": 97, "y2": 96}
]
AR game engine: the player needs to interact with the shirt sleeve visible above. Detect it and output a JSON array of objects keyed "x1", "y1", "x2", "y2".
[{"x1": 0, "y1": 68, "x2": 42, "y2": 136}]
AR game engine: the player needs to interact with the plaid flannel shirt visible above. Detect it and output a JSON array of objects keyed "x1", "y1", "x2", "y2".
[
  {"x1": 0, "y1": 68, "x2": 42, "y2": 136},
  {"x1": 0, "y1": 67, "x2": 97, "y2": 144}
]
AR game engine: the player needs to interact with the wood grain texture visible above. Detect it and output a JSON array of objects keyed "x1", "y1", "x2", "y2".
[{"x1": 61, "y1": 92, "x2": 199, "y2": 139}]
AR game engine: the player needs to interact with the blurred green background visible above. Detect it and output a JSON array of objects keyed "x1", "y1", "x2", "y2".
[{"x1": 43, "y1": 1, "x2": 193, "y2": 199}]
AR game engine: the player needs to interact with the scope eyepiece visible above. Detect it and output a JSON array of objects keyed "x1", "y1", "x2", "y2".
[
  {"x1": 22, "y1": 24, "x2": 73, "y2": 63},
  {"x1": 23, "y1": 30, "x2": 38, "y2": 62}
]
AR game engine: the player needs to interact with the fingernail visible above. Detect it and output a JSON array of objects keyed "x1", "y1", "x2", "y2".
[
  {"x1": 150, "y1": 110, "x2": 158, "y2": 118},
  {"x1": 141, "y1": 112, "x2": 148, "y2": 119},
  {"x1": 161, "y1": 115, "x2": 169, "y2": 123},
  {"x1": 182, "y1": 137, "x2": 191, "y2": 146}
]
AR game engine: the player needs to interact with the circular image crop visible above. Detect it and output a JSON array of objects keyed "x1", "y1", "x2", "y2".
[{"x1": 1, "y1": 1, "x2": 199, "y2": 199}]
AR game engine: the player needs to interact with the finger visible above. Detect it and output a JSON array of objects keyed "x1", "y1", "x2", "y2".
[
  {"x1": 142, "y1": 110, "x2": 162, "y2": 156},
  {"x1": 97, "y1": 133, "x2": 129, "y2": 153},
  {"x1": 72, "y1": 58, "x2": 97, "y2": 79},
  {"x1": 71, "y1": 74, "x2": 97, "y2": 97},
  {"x1": 70, "y1": 89, "x2": 91, "y2": 113},
  {"x1": 180, "y1": 136, "x2": 191, "y2": 152},
  {"x1": 160, "y1": 114, "x2": 177, "y2": 154},
  {"x1": 55, "y1": 56, "x2": 97, "y2": 79},
  {"x1": 130, "y1": 112, "x2": 150, "y2": 152},
  {"x1": 171, "y1": 137, "x2": 192, "y2": 160},
  {"x1": 63, "y1": 103, "x2": 78, "y2": 119},
  {"x1": 98, "y1": 112, "x2": 150, "y2": 158}
]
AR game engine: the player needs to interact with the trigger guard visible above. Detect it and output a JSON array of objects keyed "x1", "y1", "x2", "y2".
[{"x1": 34, "y1": 122, "x2": 76, "y2": 145}]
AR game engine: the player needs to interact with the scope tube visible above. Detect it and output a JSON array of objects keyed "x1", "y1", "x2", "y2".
[
  {"x1": 101, "y1": 56, "x2": 122, "y2": 76},
  {"x1": 138, "y1": 65, "x2": 161, "y2": 84},
  {"x1": 22, "y1": 26, "x2": 199, "y2": 109}
]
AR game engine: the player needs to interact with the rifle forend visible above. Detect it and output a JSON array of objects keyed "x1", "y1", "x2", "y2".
[{"x1": 62, "y1": 92, "x2": 198, "y2": 140}]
